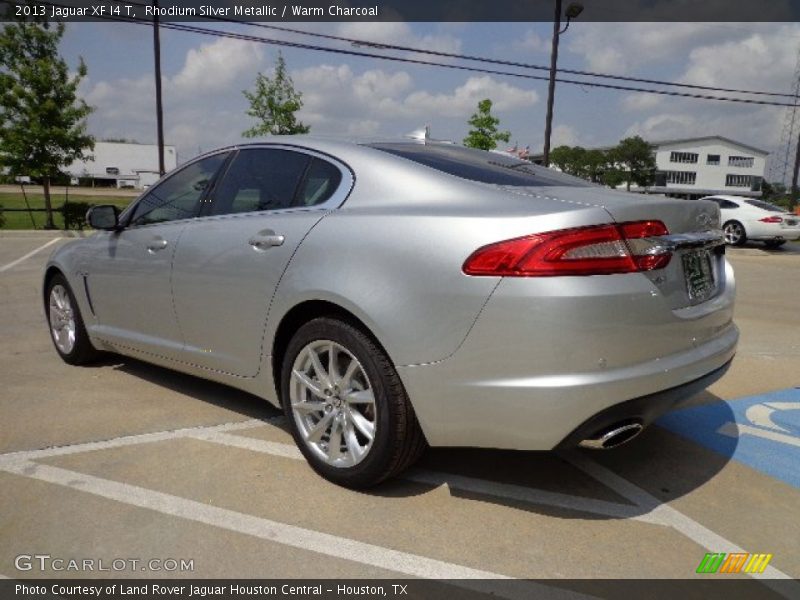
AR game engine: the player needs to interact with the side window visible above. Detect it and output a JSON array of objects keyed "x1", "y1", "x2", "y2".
[
  {"x1": 296, "y1": 158, "x2": 343, "y2": 207},
  {"x1": 721, "y1": 200, "x2": 739, "y2": 209},
  {"x1": 210, "y1": 149, "x2": 310, "y2": 216},
  {"x1": 129, "y1": 153, "x2": 228, "y2": 226}
]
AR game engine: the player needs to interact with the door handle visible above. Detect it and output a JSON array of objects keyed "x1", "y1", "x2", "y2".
[
  {"x1": 248, "y1": 230, "x2": 285, "y2": 250},
  {"x1": 146, "y1": 237, "x2": 168, "y2": 252}
]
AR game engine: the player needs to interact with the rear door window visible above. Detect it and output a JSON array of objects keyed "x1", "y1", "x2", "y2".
[{"x1": 210, "y1": 148, "x2": 310, "y2": 216}]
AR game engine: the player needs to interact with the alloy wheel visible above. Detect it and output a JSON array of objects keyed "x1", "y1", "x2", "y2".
[
  {"x1": 49, "y1": 284, "x2": 76, "y2": 354},
  {"x1": 724, "y1": 222, "x2": 744, "y2": 245},
  {"x1": 289, "y1": 340, "x2": 376, "y2": 468}
]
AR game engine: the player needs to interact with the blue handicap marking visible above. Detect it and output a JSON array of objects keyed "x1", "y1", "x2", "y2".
[{"x1": 657, "y1": 387, "x2": 800, "y2": 489}]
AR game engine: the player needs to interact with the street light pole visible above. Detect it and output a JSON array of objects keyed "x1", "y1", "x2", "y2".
[
  {"x1": 542, "y1": 1, "x2": 583, "y2": 167},
  {"x1": 542, "y1": 0, "x2": 562, "y2": 168},
  {"x1": 152, "y1": 0, "x2": 166, "y2": 177}
]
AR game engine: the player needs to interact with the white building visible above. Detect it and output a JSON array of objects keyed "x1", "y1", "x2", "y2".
[
  {"x1": 66, "y1": 141, "x2": 178, "y2": 189},
  {"x1": 641, "y1": 136, "x2": 768, "y2": 198}
]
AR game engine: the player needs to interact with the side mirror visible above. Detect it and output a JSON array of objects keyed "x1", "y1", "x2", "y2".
[{"x1": 86, "y1": 205, "x2": 120, "y2": 231}]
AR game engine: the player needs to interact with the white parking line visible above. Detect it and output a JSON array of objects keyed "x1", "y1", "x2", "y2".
[
  {"x1": 565, "y1": 453, "x2": 799, "y2": 598},
  {"x1": 2, "y1": 419, "x2": 798, "y2": 593},
  {"x1": 0, "y1": 238, "x2": 60, "y2": 273},
  {"x1": 0, "y1": 460, "x2": 586, "y2": 600}
]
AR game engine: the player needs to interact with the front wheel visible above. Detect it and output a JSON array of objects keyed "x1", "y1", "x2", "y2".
[
  {"x1": 45, "y1": 274, "x2": 100, "y2": 365},
  {"x1": 723, "y1": 221, "x2": 747, "y2": 246},
  {"x1": 281, "y1": 317, "x2": 426, "y2": 488}
]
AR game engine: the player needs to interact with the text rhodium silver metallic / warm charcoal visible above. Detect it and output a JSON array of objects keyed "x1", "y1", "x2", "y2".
[{"x1": 44, "y1": 137, "x2": 737, "y2": 487}]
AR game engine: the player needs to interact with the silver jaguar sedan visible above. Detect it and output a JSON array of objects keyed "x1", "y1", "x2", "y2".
[{"x1": 43, "y1": 138, "x2": 738, "y2": 487}]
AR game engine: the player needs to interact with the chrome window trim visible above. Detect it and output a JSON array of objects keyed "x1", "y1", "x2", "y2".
[{"x1": 206, "y1": 144, "x2": 355, "y2": 216}]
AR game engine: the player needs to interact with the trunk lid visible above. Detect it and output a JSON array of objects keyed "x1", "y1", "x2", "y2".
[{"x1": 510, "y1": 186, "x2": 725, "y2": 310}]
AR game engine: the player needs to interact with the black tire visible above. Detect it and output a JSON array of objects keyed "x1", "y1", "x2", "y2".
[
  {"x1": 45, "y1": 274, "x2": 101, "y2": 365},
  {"x1": 723, "y1": 220, "x2": 747, "y2": 246},
  {"x1": 764, "y1": 240, "x2": 786, "y2": 249},
  {"x1": 281, "y1": 317, "x2": 427, "y2": 488}
]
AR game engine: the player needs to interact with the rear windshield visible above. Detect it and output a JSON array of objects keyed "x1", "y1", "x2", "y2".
[
  {"x1": 745, "y1": 199, "x2": 784, "y2": 212},
  {"x1": 367, "y1": 143, "x2": 593, "y2": 188}
]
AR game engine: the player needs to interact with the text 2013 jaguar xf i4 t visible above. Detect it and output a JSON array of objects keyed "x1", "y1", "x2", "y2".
[{"x1": 44, "y1": 138, "x2": 737, "y2": 487}]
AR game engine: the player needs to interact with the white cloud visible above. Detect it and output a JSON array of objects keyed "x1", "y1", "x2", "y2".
[
  {"x1": 173, "y1": 37, "x2": 263, "y2": 94},
  {"x1": 336, "y1": 22, "x2": 462, "y2": 55},
  {"x1": 622, "y1": 93, "x2": 663, "y2": 112},
  {"x1": 404, "y1": 76, "x2": 538, "y2": 115},
  {"x1": 551, "y1": 124, "x2": 583, "y2": 147},
  {"x1": 516, "y1": 30, "x2": 548, "y2": 53}
]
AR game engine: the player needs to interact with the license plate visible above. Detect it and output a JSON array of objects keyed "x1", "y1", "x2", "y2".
[
  {"x1": 787, "y1": 219, "x2": 798, "y2": 226},
  {"x1": 682, "y1": 250, "x2": 715, "y2": 302}
]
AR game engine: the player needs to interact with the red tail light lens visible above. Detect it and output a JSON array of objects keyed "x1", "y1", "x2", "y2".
[
  {"x1": 463, "y1": 221, "x2": 671, "y2": 277},
  {"x1": 759, "y1": 216, "x2": 783, "y2": 223}
]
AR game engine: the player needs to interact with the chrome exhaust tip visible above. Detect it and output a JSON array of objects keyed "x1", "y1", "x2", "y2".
[{"x1": 579, "y1": 422, "x2": 644, "y2": 450}]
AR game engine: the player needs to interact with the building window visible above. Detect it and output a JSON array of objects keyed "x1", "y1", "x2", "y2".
[
  {"x1": 669, "y1": 151, "x2": 699, "y2": 164},
  {"x1": 706, "y1": 154, "x2": 720, "y2": 165},
  {"x1": 728, "y1": 155, "x2": 754, "y2": 168},
  {"x1": 664, "y1": 171, "x2": 697, "y2": 185},
  {"x1": 726, "y1": 174, "x2": 752, "y2": 188}
]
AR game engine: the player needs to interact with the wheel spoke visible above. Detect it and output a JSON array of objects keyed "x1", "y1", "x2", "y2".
[
  {"x1": 293, "y1": 399, "x2": 326, "y2": 414},
  {"x1": 327, "y1": 419, "x2": 343, "y2": 461},
  {"x1": 307, "y1": 347, "x2": 332, "y2": 387},
  {"x1": 327, "y1": 342, "x2": 339, "y2": 383},
  {"x1": 305, "y1": 411, "x2": 334, "y2": 443},
  {"x1": 340, "y1": 358, "x2": 359, "y2": 389},
  {"x1": 291, "y1": 369, "x2": 326, "y2": 399},
  {"x1": 346, "y1": 389, "x2": 375, "y2": 405},
  {"x1": 348, "y1": 408, "x2": 375, "y2": 441},
  {"x1": 344, "y1": 420, "x2": 364, "y2": 461}
]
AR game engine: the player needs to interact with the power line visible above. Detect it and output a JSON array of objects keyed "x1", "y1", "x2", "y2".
[
  {"x1": 3, "y1": 0, "x2": 798, "y2": 108},
  {"x1": 109, "y1": 0, "x2": 796, "y2": 100}
]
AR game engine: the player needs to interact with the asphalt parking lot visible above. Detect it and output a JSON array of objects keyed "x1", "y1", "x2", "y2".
[{"x1": 1, "y1": 232, "x2": 799, "y2": 597}]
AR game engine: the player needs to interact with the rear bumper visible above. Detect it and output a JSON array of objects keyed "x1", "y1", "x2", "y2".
[
  {"x1": 554, "y1": 357, "x2": 732, "y2": 449},
  {"x1": 747, "y1": 222, "x2": 800, "y2": 241},
  {"x1": 398, "y1": 324, "x2": 738, "y2": 450}
]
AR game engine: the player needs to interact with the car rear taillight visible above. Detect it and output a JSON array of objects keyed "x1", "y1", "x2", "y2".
[
  {"x1": 759, "y1": 216, "x2": 783, "y2": 223},
  {"x1": 463, "y1": 221, "x2": 671, "y2": 277}
]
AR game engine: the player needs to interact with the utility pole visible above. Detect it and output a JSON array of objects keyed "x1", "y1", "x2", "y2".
[
  {"x1": 791, "y1": 127, "x2": 800, "y2": 210},
  {"x1": 152, "y1": 0, "x2": 166, "y2": 176},
  {"x1": 542, "y1": 0, "x2": 562, "y2": 168}
]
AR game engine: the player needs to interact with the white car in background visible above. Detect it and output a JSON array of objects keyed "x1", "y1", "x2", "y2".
[{"x1": 701, "y1": 195, "x2": 800, "y2": 248}]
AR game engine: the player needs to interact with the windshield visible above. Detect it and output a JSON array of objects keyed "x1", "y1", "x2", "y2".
[
  {"x1": 367, "y1": 143, "x2": 593, "y2": 188},
  {"x1": 745, "y1": 199, "x2": 785, "y2": 212}
]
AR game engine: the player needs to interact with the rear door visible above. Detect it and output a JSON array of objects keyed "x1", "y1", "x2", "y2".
[{"x1": 170, "y1": 146, "x2": 352, "y2": 376}]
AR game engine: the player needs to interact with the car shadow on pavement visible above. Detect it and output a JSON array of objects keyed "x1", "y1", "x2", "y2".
[
  {"x1": 98, "y1": 355, "x2": 283, "y2": 421},
  {"x1": 371, "y1": 391, "x2": 738, "y2": 521}
]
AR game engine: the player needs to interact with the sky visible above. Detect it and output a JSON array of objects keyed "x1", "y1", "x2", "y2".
[{"x1": 58, "y1": 20, "x2": 800, "y2": 180}]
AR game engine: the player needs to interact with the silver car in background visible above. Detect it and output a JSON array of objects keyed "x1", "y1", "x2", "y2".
[{"x1": 43, "y1": 138, "x2": 738, "y2": 487}]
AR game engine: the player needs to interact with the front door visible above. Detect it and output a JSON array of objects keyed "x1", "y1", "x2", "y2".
[{"x1": 85, "y1": 152, "x2": 229, "y2": 359}]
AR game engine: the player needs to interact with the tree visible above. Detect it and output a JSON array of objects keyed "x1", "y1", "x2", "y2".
[
  {"x1": 0, "y1": 20, "x2": 94, "y2": 229},
  {"x1": 549, "y1": 145, "x2": 610, "y2": 184},
  {"x1": 242, "y1": 52, "x2": 310, "y2": 137},
  {"x1": 463, "y1": 99, "x2": 511, "y2": 151},
  {"x1": 608, "y1": 136, "x2": 656, "y2": 192}
]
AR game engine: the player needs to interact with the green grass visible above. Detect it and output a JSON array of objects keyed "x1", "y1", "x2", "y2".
[{"x1": 0, "y1": 193, "x2": 133, "y2": 230}]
